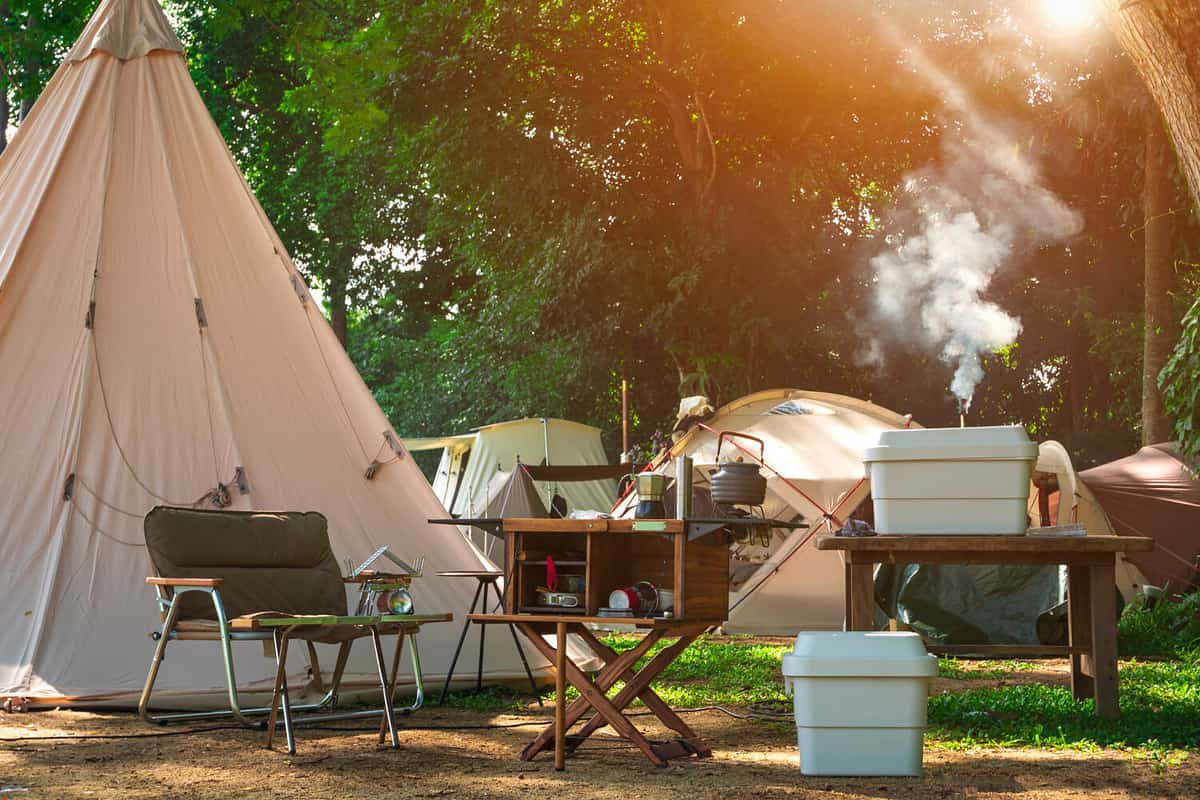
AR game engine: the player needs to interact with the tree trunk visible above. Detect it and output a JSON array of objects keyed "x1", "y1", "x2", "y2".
[
  {"x1": 327, "y1": 273, "x2": 349, "y2": 347},
  {"x1": 1104, "y1": 2, "x2": 1200, "y2": 216},
  {"x1": 0, "y1": 87, "x2": 8, "y2": 154},
  {"x1": 1141, "y1": 114, "x2": 1178, "y2": 444}
]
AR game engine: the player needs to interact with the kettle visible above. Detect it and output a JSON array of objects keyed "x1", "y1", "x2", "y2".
[
  {"x1": 710, "y1": 431, "x2": 767, "y2": 506},
  {"x1": 627, "y1": 471, "x2": 667, "y2": 518}
]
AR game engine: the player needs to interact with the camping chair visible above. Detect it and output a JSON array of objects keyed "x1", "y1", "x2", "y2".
[{"x1": 137, "y1": 506, "x2": 451, "y2": 754}]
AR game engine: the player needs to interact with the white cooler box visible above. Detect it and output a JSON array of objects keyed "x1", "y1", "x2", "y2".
[
  {"x1": 864, "y1": 425, "x2": 1038, "y2": 534},
  {"x1": 782, "y1": 632, "x2": 937, "y2": 776}
]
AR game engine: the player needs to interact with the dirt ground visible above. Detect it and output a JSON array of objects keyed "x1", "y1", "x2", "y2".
[{"x1": 2, "y1": 670, "x2": 1193, "y2": 800}]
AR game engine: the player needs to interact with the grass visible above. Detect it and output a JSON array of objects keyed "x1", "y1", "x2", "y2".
[{"x1": 440, "y1": 631, "x2": 1199, "y2": 760}]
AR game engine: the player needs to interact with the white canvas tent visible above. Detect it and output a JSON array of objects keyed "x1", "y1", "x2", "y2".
[
  {"x1": 406, "y1": 418, "x2": 617, "y2": 557},
  {"x1": 0, "y1": 0, "x2": 552, "y2": 706},
  {"x1": 614, "y1": 389, "x2": 917, "y2": 634}
]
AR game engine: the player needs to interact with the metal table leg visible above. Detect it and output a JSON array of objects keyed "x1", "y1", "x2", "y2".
[{"x1": 438, "y1": 579, "x2": 484, "y2": 705}]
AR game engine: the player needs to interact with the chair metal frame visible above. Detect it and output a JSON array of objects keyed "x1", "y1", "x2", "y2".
[{"x1": 138, "y1": 582, "x2": 429, "y2": 753}]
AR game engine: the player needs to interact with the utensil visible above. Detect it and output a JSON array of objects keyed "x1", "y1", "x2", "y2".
[
  {"x1": 625, "y1": 471, "x2": 668, "y2": 518},
  {"x1": 536, "y1": 591, "x2": 582, "y2": 608},
  {"x1": 711, "y1": 431, "x2": 767, "y2": 506},
  {"x1": 607, "y1": 581, "x2": 659, "y2": 614}
]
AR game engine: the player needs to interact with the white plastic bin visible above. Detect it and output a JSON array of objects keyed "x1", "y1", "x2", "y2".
[
  {"x1": 781, "y1": 632, "x2": 937, "y2": 776},
  {"x1": 865, "y1": 425, "x2": 1038, "y2": 534}
]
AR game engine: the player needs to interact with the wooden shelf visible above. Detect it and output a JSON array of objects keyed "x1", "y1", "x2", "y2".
[{"x1": 502, "y1": 519, "x2": 729, "y2": 621}]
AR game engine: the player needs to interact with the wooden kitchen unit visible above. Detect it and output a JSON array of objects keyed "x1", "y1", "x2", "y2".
[{"x1": 501, "y1": 517, "x2": 729, "y2": 620}]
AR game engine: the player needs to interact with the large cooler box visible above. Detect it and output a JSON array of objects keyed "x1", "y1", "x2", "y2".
[
  {"x1": 782, "y1": 631, "x2": 937, "y2": 776},
  {"x1": 865, "y1": 425, "x2": 1038, "y2": 534}
]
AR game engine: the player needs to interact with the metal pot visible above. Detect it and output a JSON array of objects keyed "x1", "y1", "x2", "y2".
[
  {"x1": 710, "y1": 431, "x2": 767, "y2": 506},
  {"x1": 557, "y1": 574, "x2": 585, "y2": 593},
  {"x1": 537, "y1": 591, "x2": 582, "y2": 608}
]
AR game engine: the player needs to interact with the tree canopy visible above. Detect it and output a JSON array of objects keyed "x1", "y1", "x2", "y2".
[{"x1": 8, "y1": 0, "x2": 1199, "y2": 469}]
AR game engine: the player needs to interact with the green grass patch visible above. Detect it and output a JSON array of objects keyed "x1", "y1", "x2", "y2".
[
  {"x1": 927, "y1": 657, "x2": 1200, "y2": 759},
  {"x1": 439, "y1": 633, "x2": 1199, "y2": 758}
]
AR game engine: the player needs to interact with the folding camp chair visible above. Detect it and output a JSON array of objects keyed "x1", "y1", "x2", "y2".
[{"x1": 137, "y1": 506, "x2": 451, "y2": 754}]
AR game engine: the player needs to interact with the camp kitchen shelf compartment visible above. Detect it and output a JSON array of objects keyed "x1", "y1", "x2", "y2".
[
  {"x1": 501, "y1": 518, "x2": 729, "y2": 621},
  {"x1": 864, "y1": 425, "x2": 1039, "y2": 535}
]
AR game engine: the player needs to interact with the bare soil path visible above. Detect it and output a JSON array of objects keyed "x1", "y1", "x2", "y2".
[{"x1": 1, "y1": 701, "x2": 1192, "y2": 800}]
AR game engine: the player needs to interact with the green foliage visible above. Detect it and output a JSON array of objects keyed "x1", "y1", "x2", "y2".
[
  {"x1": 10, "y1": 1, "x2": 1192, "y2": 456},
  {"x1": 1161, "y1": 299, "x2": 1200, "y2": 463},
  {"x1": 1119, "y1": 590, "x2": 1200, "y2": 661},
  {"x1": 0, "y1": 0, "x2": 95, "y2": 142}
]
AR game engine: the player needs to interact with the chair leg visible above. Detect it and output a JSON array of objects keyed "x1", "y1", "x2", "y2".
[
  {"x1": 138, "y1": 594, "x2": 183, "y2": 724},
  {"x1": 272, "y1": 629, "x2": 296, "y2": 755},
  {"x1": 439, "y1": 579, "x2": 484, "y2": 705},
  {"x1": 371, "y1": 627, "x2": 400, "y2": 748}
]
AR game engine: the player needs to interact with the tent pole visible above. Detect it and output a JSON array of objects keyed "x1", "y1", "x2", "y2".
[{"x1": 621, "y1": 379, "x2": 629, "y2": 462}]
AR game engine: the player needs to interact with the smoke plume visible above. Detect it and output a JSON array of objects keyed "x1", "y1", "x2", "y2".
[{"x1": 864, "y1": 42, "x2": 1082, "y2": 411}]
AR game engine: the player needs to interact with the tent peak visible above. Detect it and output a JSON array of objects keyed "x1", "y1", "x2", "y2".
[{"x1": 66, "y1": 0, "x2": 183, "y2": 63}]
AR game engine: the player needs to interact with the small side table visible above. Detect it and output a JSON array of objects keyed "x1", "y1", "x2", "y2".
[{"x1": 437, "y1": 571, "x2": 542, "y2": 705}]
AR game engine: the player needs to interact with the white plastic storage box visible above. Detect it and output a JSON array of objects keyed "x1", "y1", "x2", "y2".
[
  {"x1": 782, "y1": 631, "x2": 937, "y2": 776},
  {"x1": 864, "y1": 425, "x2": 1038, "y2": 534}
]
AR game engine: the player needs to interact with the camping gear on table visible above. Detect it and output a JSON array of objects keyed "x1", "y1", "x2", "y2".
[
  {"x1": 610, "y1": 389, "x2": 917, "y2": 635},
  {"x1": 607, "y1": 581, "x2": 660, "y2": 614},
  {"x1": 631, "y1": 471, "x2": 669, "y2": 518},
  {"x1": 710, "y1": 432, "x2": 769, "y2": 506},
  {"x1": 782, "y1": 631, "x2": 937, "y2": 776},
  {"x1": 0, "y1": 0, "x2": 545, "y2": 707},
  {"x1": 865, "y1": 425, "x2": 1038, "y2": 534},
  {"x1": 674, "y1": 456, "x2": 694, "y2": 519},
  {"x1": 140, "y1": 506, "x2": 452, "y2": 755}
]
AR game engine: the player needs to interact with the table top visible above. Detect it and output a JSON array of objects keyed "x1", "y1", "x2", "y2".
[
  {"x1": 436, "y1": 570, "x2": 504, "y2": 579},
  {"x1": 468, "y1": 613, "x2": 720, "y2": 629},
  {"x1": 815, "y1": 534, "x2": 1155, "y2": 553}
]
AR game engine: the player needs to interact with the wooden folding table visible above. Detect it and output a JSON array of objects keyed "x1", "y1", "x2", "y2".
[
  {"x1": 468, "y1": 613, "x2": 715, "y2": 769},
  {"x1": 816, "y1": 533, "x2": 1154, "y2": 719}
]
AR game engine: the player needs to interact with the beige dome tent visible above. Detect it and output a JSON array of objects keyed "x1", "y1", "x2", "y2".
[
  {"x1": 0, "y1": 0, "x2": 550, "y2": 706},
  {"x1": 614, "y1": 389, "x2": 917, "y2": 634},
  {"x1": 406, "y1": 418, "x2": 618, "y2": 559}
]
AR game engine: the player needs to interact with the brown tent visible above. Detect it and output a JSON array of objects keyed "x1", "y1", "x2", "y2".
[{"x1": 1079, "y1": 444, "x2": 1200, "y2": 592}]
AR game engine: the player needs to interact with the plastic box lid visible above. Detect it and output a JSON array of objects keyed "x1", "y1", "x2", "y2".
[
  {"x1": 781, "y1": 632, "x2": 938, "y2": 678},
  {"x1": 864, "y1": 425, "x2": 1038, "y2": 463}
]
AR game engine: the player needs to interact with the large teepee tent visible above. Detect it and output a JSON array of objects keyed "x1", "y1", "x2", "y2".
[{"x1": 0, "y1": 0, "x2": 547, "y2": 704}]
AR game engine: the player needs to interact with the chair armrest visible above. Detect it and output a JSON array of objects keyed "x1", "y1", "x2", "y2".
[{"x1": 145, "y1": 577, "x2": 224, "y2": 588}]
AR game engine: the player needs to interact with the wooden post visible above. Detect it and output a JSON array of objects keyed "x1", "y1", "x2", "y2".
[
  {"x1": 621, "y1": 379, "x2": 629, "y2": 461},
  {"x1": 848, "y1": 559, "x2": 875, "y2": 631},
  {"x1": 1089, "y1": 561, "x2": 1120, "y2": 719},
  {"x1": 1067, "y1": 565, "x2": 1095, "y2": 700},
  {"x1": 555, "y1": 621, "x2": 567, "y2": 771}
]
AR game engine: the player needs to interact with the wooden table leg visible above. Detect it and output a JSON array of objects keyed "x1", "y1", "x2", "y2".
[
  {"x1": 1089, "y1": 561, "x2": 1120, "y2": 719},
  {"x1": 554, "y1": 621, "x2": 566, "y2": 771},
  {"x1": 571, "y1": 629, "x2": 710, "y2": 757},
  {"x1": 517, "y1": 623, "x2": 667, "y2": 766},
  {"x1": 848, "y1": 559, "x2": 875, "y2": 631},
  {"x1": 574, "y1": 626, "x2": 711, "y2": 756},
  {"x1": 520, "y1": 630, "x2": 663, "y2": 760},
  {"x1": 1067, "y1": 564, "x2": 1094, "y2": 701}
]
